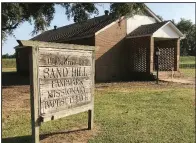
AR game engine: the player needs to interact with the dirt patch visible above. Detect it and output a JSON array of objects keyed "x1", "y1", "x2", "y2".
[
  {"x1": 2, "y1": 85, "x2": 101, "y2": 143},
  {"x1": 160, "y1": 78, "x2": 195, "y2": 85},
  {"x1": 95, "y1": 81, "x2": 193, "y2": 90},
  {"x1": 41, "y1": 125, "x2": 100, "y2": 143},
  {"x1": 2, "y1": 85, "x2": 30, "y2": 112}
]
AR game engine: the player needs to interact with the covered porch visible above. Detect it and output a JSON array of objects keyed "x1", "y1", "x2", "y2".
[{"x1": 125, "y1": 21, "x2": 184, "y2": 80}]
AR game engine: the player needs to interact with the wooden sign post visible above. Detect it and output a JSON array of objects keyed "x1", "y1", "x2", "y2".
[{"x1": 17, "y1": 40, "x2": 95, "y2": 143}]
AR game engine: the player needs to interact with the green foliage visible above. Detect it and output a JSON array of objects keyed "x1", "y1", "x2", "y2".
[
  {"x1": 2, "y1": 3, "x2": 145, "y2": 42},
  {"x1": 156, "y1": 15, "x2": 163, "y2": 21},
  {"x1": 2, "y1": 3, "x2": 55, "y2": 39},
  {"x1": 60, "y1": 3, "x2": 99, "y2": 23},
  {"x1": 176, "y1": 18, "x2": 196, "y2": 56},
  {"x1": 2, "y1": 53, "x2": 16, "y2": 58},
  {"x1": 180, "y1": 56, "x2": 195, "y2": 64},
  {"x1": 110, "y1": 3, "x2": 145, "y2": 18}
]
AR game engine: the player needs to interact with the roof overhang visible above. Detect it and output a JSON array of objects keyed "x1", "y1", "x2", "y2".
[
  {"x1": 126, "y1": 21, "x2": 185, "y2": 39},
  {"x1": 152, "y1": 21, "x2": 184, "y2": 39},
  {"x1": 144, "y1": 4, "x2": 162, "y2": 22}
]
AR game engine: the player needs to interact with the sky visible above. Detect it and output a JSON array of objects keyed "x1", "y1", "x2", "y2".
[{"x1": 2, "y1": 3, "x2": 195, "y2": 55}]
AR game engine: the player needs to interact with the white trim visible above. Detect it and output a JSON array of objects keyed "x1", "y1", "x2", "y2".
[
  {"x1": 127, "y1": 21, "x2": 184, "y2": 39},
  {"x1": 152, "y1": 21, "x2": 170, "y2": 35},
  {"x1": 167, "y1": 22, "x2": 184, "y2": 37},
  {"x1": 152, "y1": 21, "x2": 184, "y2": 38},
  {"x1": 95, "y1": 16, "x2": 125, "y2": 36},
  {"x1": 126, "y1": 22, "x2": 169, "y2": 38},
  {"x1": 144, "y1": 5, "x2": 162, "y2": 22}
]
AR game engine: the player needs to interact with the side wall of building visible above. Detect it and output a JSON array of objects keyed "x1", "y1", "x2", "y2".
[
  {"x1": 127, "y1": 15, "x2": 156, "y2": 34},
  {"x1": 95, "y1": 18, "x2": 128, "y2": 82},
  {"x1": 15, "y1": 47, "x2": 31, "y2": 74}
]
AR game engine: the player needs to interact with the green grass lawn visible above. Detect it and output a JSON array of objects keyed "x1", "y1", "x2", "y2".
[
  {"x1": 180, "y1": 68, "x2": 195, "y2": 78},
  {"x1": 179, "y1": 56, "x2": 195, "y2": 78},
  {"x1": 2, "y1": 82, "x2": 195, "y2": 143},
  {"x1": 180, "y1": 56, "x2": 195, "y2": 64}
]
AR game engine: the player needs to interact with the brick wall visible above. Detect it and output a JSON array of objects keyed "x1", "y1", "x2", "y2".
[{"x1": 95, "y1": 18, "x2": 127, "y2": 82}]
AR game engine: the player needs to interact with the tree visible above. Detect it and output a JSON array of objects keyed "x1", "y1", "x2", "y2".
[
  {"x1": 2, "y1": 53, "x2": 9, "y2": 58},
  {"x1": 2, "y1": 3, "x2": 55, "y2": 41},
  {"x1": 110, "y1": 3, "x2": 145, "y2": 18},
  {"x1": 156, "y1": 15, "x2": 163, "y2": 21},
  {"x1": 2, "y1": 3, "x2": 145, "y2": 42},
  {"x1": 176, "y1": 18, "x2": 196, "y2": 56},
  {"x1": 2, "y1": 52, "x2": 16, "y2": 58}
]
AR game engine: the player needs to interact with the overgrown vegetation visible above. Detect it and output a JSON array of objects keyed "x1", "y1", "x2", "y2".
[{"x1": 2, "y1": 82, "x2": 194, "y2": 143}]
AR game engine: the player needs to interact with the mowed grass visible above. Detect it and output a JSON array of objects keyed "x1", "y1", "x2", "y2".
[
  {"x1": 180, "y1": 56, "x2": 195, "y2": 64},
  {"x1": 2, "y1": 82, "x2": 195, "y2": 143},
  {"x1": 179, "y1": 56, "x2": 195, "y2": 78},
  {"x1": 180, "y1": 68, "x2": 195, "y2": 78}
]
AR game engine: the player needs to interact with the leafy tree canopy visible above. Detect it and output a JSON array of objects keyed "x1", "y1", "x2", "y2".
[
  {"x1": 175, "y1": 18, "x2": 196, "y2": 56},
  {"x1": 156, "y1": 15, "x2": 163, "y2": 21},
  {"x1": 2, "y1": 3, "x2": 145, "y2": 42}
]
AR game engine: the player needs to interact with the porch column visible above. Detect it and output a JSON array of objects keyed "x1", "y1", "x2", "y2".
[
  {"x1": 149, "y1": 36, "x2": 154, "y2": 73},
  {"x1": 174, "y1": 38, "x2": 180, "y2": 71}
]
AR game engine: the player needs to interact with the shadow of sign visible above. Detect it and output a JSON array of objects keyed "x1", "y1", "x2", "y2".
[
  {"x1": 2, "y1": 72, "x2": 30, "y2": 87},
  {"x1": 2, "y1": 128, "x2": 89, "y2": 143}
]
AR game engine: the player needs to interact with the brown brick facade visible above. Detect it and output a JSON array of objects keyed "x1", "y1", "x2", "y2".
[
  {"x1": 16, "y1": 17, "x2": 181, "y2": 82},
  {"x1": 95, "y1": 18, "x2": 127, "y2": 82}
]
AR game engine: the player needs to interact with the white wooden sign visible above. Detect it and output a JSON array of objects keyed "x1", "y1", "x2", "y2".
[
  {"x1": 16, "y1": 40, "x2": 95, "y2": 143},
  {"x1": 39, "y1": 48, "x2": 93, "y2": 117}
]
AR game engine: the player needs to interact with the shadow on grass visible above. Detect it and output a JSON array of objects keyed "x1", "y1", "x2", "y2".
[
  {"x1": 2, "y1": 72, "x2": 30, "y2": 87},
  {"x1": 2, "y1": 128, "x2": 88, "y2": 143}
]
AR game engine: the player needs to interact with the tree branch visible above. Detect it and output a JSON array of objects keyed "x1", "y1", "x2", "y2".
[{"x1": 2, "y1": 22, "x2": 20, "y2": 31}]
